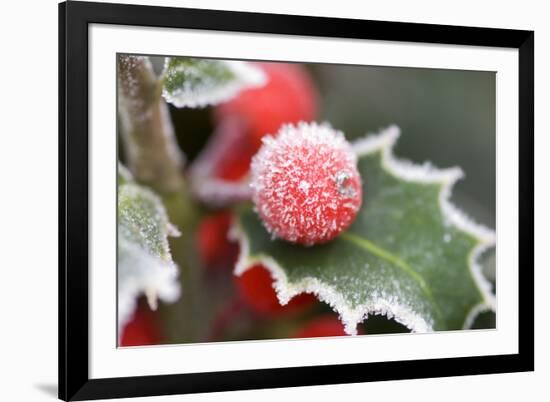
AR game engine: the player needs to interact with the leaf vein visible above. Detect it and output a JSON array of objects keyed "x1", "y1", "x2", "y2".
[{"x1": 340, "y1": 231, "x2": 443, "y2": 324}]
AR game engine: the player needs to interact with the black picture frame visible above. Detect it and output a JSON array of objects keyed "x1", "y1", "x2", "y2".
[{"x1": 59, "y1": 1, "x2": 534, "y2": 400}]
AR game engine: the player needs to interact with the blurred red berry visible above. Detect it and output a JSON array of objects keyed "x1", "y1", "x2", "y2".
[
  {"x1": 216, "y1": 62, "x2": 318, "y2": 148},
  {"x1": 196, "y1": 211, "x2": 237, "y2": 268},
  {"x1": 235, "y1": 264, "x2": 316, "y2": 316},
  {"x1": 293, "y1": 315, "x2": 348, "y2": 338},
  {"x1": 214, "y1": 144, "x2": 255, "y2": 181},
  {"x1": 120, "y1": 304, "x2": 161, "y2": 346}
]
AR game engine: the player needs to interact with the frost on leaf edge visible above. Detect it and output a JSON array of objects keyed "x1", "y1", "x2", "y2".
[
  {"x1": 353, "y1": 125, "x2": 496, "y2": 329},
  {"x1": 231, "y1": 125, "x2": 496, "y2": 335},
  {"x1": 161, "y1": 58, "x2": 267, "y2": 108},
  {"x1": 117, "y1": 181, "x2": 182, "y2": 334},
  {"x1": 231, "y1": 221, "x2": 433, "y2": 335}
]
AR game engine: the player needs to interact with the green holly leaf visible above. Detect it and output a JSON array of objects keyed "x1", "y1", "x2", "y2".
[
  {"x1": 232, "y1": 126, "x2": 495, "y2": 334},
  {"x1": 161, "y1": 57, "x2": 266, "y2": 108},
  {"x1": 117, "y1": 164, "x2": 181, "y2": 330}
]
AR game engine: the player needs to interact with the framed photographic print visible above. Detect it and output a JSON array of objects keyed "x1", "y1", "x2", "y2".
[{"x1": 59, "y1": 1, "x2": 534, "y2": 400}]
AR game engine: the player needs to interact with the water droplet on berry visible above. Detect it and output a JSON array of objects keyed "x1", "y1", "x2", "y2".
[{"x1": 335, "y1": 170, "x2": 357, "y2": 198}]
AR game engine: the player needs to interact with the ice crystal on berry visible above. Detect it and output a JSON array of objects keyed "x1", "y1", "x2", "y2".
[{"x1": 250, "y1": 122, "x2": 362, "y2": 245}]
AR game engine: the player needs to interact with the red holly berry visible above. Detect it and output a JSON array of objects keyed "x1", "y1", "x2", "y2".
[
  {"x1": 196, "y1": 211, "x2": 238, "y2": 268},
  {"x1": 235, "y1": 264, "x2": 316, "y2": 316},
  {"x1": 120, "y1": 303, "x2": 161, "y2": 346},
  {"x1": 216, "y1": 62, "x2": 318, "y2": 148},
  {"x1": 250, "y1": 122, "x2": 362, "y2": 245},
  {"x1": 293, "y1": 316, "x2": 348, "y2": 338}
]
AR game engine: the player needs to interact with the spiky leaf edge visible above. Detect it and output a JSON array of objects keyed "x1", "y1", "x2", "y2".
[
  {"x1": 230, "y1": 125, "x2": 495, "y2": 335},
  {"x1": 117, "y1": 165, "x2": 182, "y2": 333}
]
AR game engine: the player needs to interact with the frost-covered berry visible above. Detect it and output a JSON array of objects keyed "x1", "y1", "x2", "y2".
[
  {"x1": 250, "y1": 122, "x2": 362, "y2": 245},
  {"x1": 235, "y1": 264, "x2": 315, "y2": 316}
]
